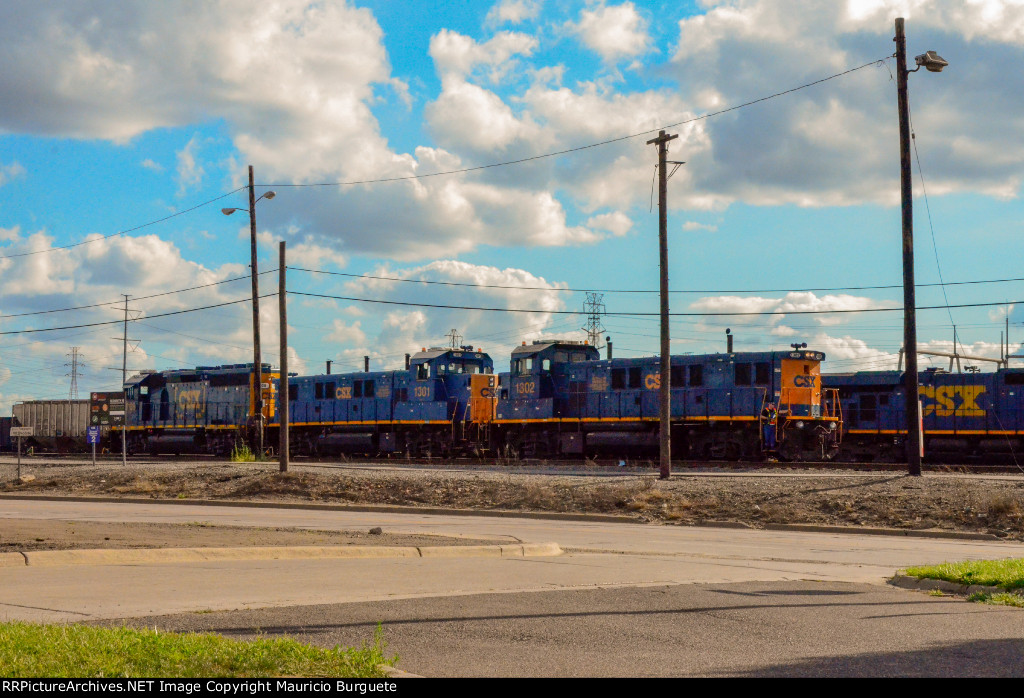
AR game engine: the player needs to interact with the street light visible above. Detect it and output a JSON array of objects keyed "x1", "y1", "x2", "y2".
[
  {"x1": 895, "y1": 18, "x2": 946, "y2": 476},
  {"x1": 223, "y1": 165, "x2": 276, "y2": 457},
  {"x1": 221, "y1": 190, "x2": 275, "y2": 216}
]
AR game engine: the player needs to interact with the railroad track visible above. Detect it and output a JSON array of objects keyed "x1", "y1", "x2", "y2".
[{"x1": 6, "y1": 451, "x2": 1023, "y2": 474}]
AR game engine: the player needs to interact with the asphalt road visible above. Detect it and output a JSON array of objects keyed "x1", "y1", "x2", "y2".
[
  {"x1": 116, "y1": 581, "x2": 1024, "y2": 677},
  {"x1": 1, "y1": 497, "x2": 1023, "y2": 676}
]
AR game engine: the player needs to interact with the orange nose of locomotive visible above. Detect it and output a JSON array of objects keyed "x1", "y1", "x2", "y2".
[{"x1": 779, "y1": 350, "x2": 824, "y2": 417}]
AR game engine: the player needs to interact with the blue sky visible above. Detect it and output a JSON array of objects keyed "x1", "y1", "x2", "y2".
[{"x1": 2, "y1": 0, "x2": 1024, "y2": 411}]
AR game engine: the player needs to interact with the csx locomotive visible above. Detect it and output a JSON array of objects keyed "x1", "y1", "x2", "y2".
[
  {"x1": 116, "y1": 340, "x2": 843, "y2": 461},
  {"x1": 823, "y1": 366, "x2": 1024, "y2": 462}
]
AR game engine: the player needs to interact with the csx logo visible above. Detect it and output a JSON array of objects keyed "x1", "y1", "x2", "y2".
[
  {"x1": 479, "y1": 387, "x2": 496, "y2": 398},
  {"x1": 176, "y1": 390, "x2": 204, "y2": 409},
  {"x1": 920, "y1": 385, "x2": 986, "y2": 417},
  {"x1": 177, "y1": 389, "x2": 206, "y2": 418},
  {"x1": 644, "y1": 373, "x2": 661, "y2": 390},
  {"x1": 793, "y1": 375, "x2": 817, "y2": 388}
]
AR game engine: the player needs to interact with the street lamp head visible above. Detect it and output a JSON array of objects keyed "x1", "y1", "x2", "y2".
[
  {"x1": 263, "y1": 191, "x2": 276, "y2": 200},
  {"x1": 221, "y1": 207, "x2": 240, "y2": 216},
  {"x1": 915, "y1": 50, "x2": 948, "y2": 73}
]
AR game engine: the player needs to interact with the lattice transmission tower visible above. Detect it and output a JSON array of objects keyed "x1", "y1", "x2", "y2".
[
  {"x1": 65, "y1": 346, "x2": 83, "y2": 399},
  {"x1": 582, "y1": 293, "x2": 606, "y2": 350},
  {"x1": 446, "y1": 328, "x2": 463, "y2": 349}
]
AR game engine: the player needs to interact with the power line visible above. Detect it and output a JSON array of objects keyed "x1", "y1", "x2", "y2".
[
  {"x1": 264, "y1": 59, "x2": 889, "y2": 190},
  {"x1": 288, "y1": 265, "x2": 1024, "y2": 296},
  {"x1": 0, "y1": 294, "x2": 276, "y2": 337},
  {"x1": 0, "y1": 59, "x2": 887, "y2": 271},
  {"x1": 0, "y1": 187, "x2": 246, "y2": 260},
  {"x1": 287, "y1": 290, "x2": 1024, "y2": 317},
  {"x1": 0, "y1": 271, "x2": 275, "y2": 320}
]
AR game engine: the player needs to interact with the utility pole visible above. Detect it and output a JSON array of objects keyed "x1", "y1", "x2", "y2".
[
  {"x1": 647, "y1": 129, "x2": 679, "y2": 480},
  {"x1": 896, "y1": 17, "x2": 920, "y2": 476},
  {"x1": 248, "y1": 165, "x2": 265, "y2": 458},
  {"x1": 893, "y1": 19, "x2": 946, "y2": 474},
  {"x1": 446, "y1": 329, "x2": 463, "y2": 349},
  {"x1": 121, "y1": 295, "x2": 129, "y2": 468},
  {"x1": 279, "y1": 241, "x2": 289, "y2": 473},
  {"x1": 222, "y1": 167, "x2": 275, "y2": 456},
  {"x1": 582, "y1": 292, "x2": 606, "y2": 350}
]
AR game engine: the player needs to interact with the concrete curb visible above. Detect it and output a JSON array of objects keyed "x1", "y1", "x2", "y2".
[
  {"x1": 888, "y1": 574, "x2": 1023, "y2": 598},
  {"x1": 7, "y1": 542, "x2": 563, "y2": 568}
]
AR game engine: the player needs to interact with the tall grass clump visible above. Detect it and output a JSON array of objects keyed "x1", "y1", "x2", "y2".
[
  {"x1": 230, "y1": 443, "x2": 256, "y2": 462},
  {"x1": 0, "y1": 622, "x2": 396, "y2": 678}
]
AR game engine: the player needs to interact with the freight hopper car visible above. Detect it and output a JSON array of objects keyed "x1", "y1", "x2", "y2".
[
  {"x1": 11, "y1": 400, "x2": 92, "y2": 453},
  {"x1": 481, "y1": 341, "x2": 843, "y2": 461},
  {"x1": 120, "y1": 363, "x2": 278, "y2": 455},
  {"x1": 824, "y1": 367, "x2": 1024, "y2": 462},
  {"x1": 272, "y1": 346, "x2": 495, "y2": 457}
]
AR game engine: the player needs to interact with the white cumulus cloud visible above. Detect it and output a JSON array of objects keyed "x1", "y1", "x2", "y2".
[{"x1": 571, "y1": 2, "x2": 652, "y2": 62}]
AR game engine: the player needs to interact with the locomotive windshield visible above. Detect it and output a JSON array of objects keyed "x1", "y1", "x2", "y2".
[{"x1": 438, "y1": 361, "x2": 487, "y2": 375}]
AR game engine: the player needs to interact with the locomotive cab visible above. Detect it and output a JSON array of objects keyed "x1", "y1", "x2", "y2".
[
  {"x1": 501, "y1": 341, "x2": 599, "y2": 407},
  {"x1": 402, "y1": 346, "x2": 494, "y2": 422}
]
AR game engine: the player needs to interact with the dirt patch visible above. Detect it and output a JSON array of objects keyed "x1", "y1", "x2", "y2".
[
  {"x1": 3, "y1": 458, "x2": 1024, "y2": 541},
  {"x1": 0, "y1": 518, "x2": 503, "y2": 552}
]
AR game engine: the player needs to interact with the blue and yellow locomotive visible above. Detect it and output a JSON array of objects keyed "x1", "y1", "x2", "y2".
[
  {"x1": 279, "y1": 345, "x2": 493, "y2": 456},
  {"x1": 121, "y1": 363, "x2": 278, "y2": 455},
  {"x1": 119, "y1": 346, "x2": 495, "y2": 457},
  {"x1": 117, "y1": 339, "x2": 844, "y2": 462},
  {"x1": 476, "y1": 340, "x2": 843, "y2": 460},
  {"x1": 824, "y1": 366, "x2": 1024, "y2": 462}
]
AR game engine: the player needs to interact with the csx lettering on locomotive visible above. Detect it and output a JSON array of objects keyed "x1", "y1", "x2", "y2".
[
  {"x1": 175, "y1": 389, "x2": 206, "y2": 419},
  {"x1": 793, "y1": 375, "x2": 817, "y2": 388},
  {"x1": 920, "y1": 385, "x2": 986, "y2": 417}
]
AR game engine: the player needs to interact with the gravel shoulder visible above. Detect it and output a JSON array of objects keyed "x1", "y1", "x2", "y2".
[{"x1": 3, "y1": 456, "x2": 1024, "y2": 545}]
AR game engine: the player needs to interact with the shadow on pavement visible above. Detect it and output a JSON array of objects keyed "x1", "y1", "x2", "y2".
[{"x1": 730, "y1": 638, "x2": 1024, "y2": 678}]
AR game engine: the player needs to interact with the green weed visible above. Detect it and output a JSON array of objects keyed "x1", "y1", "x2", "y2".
[{"x1": 0, "y1": 621, "x2": 396, "y2": 678}]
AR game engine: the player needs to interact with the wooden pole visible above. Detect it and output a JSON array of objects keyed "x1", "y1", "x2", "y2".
[
  {"x1": 646, "y1": 130, "x2": 678, "y2": 480},
  {"x1": 896, "y1": 18, "x2": 922, "y2": 476},
  {"x1": 248, "y1": 165, "x2": 264, "y2": 458},
  {"x1": 279, "y1": 241, "x2": 289, "y2": 473}
]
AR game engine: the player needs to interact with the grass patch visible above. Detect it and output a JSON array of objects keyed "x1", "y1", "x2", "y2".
[
  {"x1": 0, "y1": 622, "x2": 395, "y2": 678},
  {"x1": 967, "y1": 592, "x2": 1024, "y2": 608},
  {"x1": 903, "y1": 557, "x2": 1024, "y2": 592},
  {"x1": 229, "y1": 443, "x2": 257, "y2": 463}
]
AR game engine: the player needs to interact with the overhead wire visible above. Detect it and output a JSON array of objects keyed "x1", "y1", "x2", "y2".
[
  {"x1": 0, "y1": 271, "x2": 274, "y2": 320},
  {"x1": 263, "y1": 59, "x2": 891, "y2": 190},
  {"x1": 288, "y1": 265, "x2": 1024, "y2": 296},
  {"x1": 0, "y1": 294, "x2": 276, "y2": 337},
  {"x1": 287, "y1": 289, "x2": 1024, "y2": 318},
  {"x1": 0, "y1": 187, "x2": 247, "y2": 260}
]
